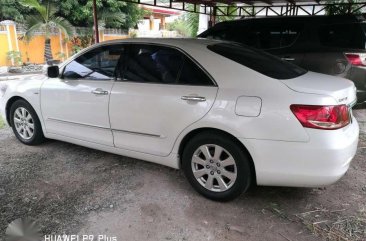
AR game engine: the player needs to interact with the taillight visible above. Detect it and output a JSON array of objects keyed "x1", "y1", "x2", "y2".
[
  {"x1": 290, "y1": 105, "x2": 350, "y2": 130},
  {"x1": 345, "y1": 53, "x2": 366, "y2": 66}
]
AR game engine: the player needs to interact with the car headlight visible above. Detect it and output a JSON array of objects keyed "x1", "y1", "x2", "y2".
[{"x1": 0, "y1": 82, "x2": 8, "y2": 97}]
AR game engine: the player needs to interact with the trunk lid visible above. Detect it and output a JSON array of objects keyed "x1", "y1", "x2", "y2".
[{"x1": 281, "y1": 71, "x2": 357, "y2": 105}]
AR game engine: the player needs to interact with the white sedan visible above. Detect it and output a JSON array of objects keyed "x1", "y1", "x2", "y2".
[{"x1": 0, "y1": 39, "x2": 359, "y2": 201}]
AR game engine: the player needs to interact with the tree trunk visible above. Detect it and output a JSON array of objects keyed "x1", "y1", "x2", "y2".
[{"x1": 44, "y1": 38, "x2": 53, "y2": 64}]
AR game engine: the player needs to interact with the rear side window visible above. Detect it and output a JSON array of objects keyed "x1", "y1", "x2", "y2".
[
  {"x1": 208, "y1": 43, "x2": 307, "y2": 80},
  {"x1": 178, "y1": 58, "x2": 213, "y2": 86},
  {"x1": 318, "y1": 23, "x2": 366, "y2": 49},
  {"x1": 124, "y1": 45, "x2": 183, "y2": 84},
  {"x1": 123, "y1": 44, "x2": 214, "y2": 86}
]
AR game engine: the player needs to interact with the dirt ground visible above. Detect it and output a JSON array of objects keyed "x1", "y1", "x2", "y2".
[{"x1": 0, "y1": 110, "x2": 365, "y2": 241}]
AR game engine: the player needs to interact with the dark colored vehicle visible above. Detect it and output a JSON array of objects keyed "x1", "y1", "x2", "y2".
[{"x1": 198, "y1": 15, "x2": 366, "y2": 103}]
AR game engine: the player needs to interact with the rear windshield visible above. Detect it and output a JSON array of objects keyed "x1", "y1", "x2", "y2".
[
  {"x1": 318, "y1": 23, "x2": 366, "y2": 49},
  {"x1": 207, "y1": 43, "x2": 307, "y2": 80}
]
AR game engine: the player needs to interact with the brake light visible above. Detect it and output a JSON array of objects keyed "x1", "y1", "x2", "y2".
[
  {"x1": 345, "y1": 53, "x2": 366, "y2": 66},
  {"x1": 290, "y1": 105, "x2": 350, "y2": 130}
]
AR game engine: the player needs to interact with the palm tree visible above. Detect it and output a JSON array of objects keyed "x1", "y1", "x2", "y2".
[{"x1": 19, "y1": 0, "x2": 73, "y2": 63}]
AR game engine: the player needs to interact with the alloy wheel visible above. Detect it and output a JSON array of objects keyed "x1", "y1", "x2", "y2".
[
  {"x1": 191, "y1": 144, "x2": 237, "y2": 192},
  {"x1": 13, "y1": 107, "x2": 34, "y2": 140}
]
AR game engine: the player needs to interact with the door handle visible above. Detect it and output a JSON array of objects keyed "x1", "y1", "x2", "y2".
[
  {"x1": 92, "y1": 88, "x2": 109, "y2": 95},
  {"x1": 181, "y1": 96, "x2": 206, "y2": 102},
  {"x1": 281, "y1": 57, "x2": 295, "y2": 61}
]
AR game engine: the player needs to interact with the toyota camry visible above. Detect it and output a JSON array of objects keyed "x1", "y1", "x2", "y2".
[{"x1": 0, "y1": 38, "x2": 359, "y2": 201}]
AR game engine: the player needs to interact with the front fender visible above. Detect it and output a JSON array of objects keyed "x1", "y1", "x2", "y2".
[{"x1": 1, "y1": 75, "x2": 47, "y2": 130}]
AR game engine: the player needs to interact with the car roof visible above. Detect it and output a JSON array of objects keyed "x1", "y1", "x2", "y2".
[{"x1": 95, "y1": 38, "x2": 221, "y2": 49}]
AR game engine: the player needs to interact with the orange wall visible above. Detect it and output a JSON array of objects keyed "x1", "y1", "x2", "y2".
[
  {"x1": 103, "y1": 35, "x2": 129, "y2": 41},
  {"x1": 0, "y1": 24, "x2": 129, "y2": 66},
  {"x1": 0, "y1": 33, "x2": 9, "y2": 66},
  {"x1": 18, "y1": 35, "x2": 64, "y2": 64}
]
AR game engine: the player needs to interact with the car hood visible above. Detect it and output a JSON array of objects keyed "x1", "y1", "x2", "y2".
[
  {"x1": 281, "y1": 71, "x2": 357, "y2": 105},
  {"x1": 5, "y1": 74, "x2": 46, "y2": 86}
]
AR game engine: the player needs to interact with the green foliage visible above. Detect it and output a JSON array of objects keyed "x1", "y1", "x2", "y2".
[
  {"x1": 59, "y1": 0, "x2": 144, "y2": 29},
  {"x1": 325, "y1": 0, "x2": 362, "y2": 15},
  {"x1": 183, "y1": 4, "x2": 237, "y2": 37},
  {"x1": 0, "y1": 0, "x2": 29, "y2": 22},
  {"x1": 167, "y1": 18, "x2": 191, "y2": 37},
  {"x1": 19, "y1": 0, "x2": 73, "y2": 41},
  {"x1": 69, "y1": 34, "x2": 94, "y2": 54},
  {"x1": 216, "y1": 5, "x2": 237, "y2": 22},
  {"x1": 55, "y1": 52, "x2": 66, "y2": 59},
  {"x1": 185, "y1": 12, "x2": 199, "y2": 37},
  {"x1": 6, "y1": 51, "x2": 22, "y2": 66},
  {"x1": 2, "y1": 0, "x2": 143, "y2": 30},
  {"x1": 0, "y1": 115, "x2": 5, "y2": 129}
]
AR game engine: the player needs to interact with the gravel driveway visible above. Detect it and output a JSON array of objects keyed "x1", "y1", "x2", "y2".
[{"x1": 0, "y1": 110, "x2": 365, "y2": 241}]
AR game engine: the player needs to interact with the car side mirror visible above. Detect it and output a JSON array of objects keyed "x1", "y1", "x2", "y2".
[{"x1": 47, "y1": 66, "x2": 59, "y2": 78}]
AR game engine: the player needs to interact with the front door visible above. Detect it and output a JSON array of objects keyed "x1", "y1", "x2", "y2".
[
  {"x1": 109, "y1": 44, "x2": 218, "y2": 156},
  {"x1": 41, "y1": 44, "x2": 125, "y2": 146}
]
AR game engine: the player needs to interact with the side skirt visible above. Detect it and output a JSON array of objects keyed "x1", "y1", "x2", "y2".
[{"x1": 45, "y1": 133, "x2": 180, "y2": 169}]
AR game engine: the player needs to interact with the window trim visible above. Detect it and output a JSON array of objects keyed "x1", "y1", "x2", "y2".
[
  {"x1": 59, "y1": 41, "x2": 218, "y2": 87},
  {"x1": 117, "y1": 42, "x2": 218, "y2": 87},
  {"x1": 61, "y1": 43, "x2": 126, "y2": 82}
]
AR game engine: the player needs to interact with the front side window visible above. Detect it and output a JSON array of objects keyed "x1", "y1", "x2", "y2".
[
  {"x1": 123, "y1": 44, "x2": 214, "y2": 86},
  {"x1": 63, "y1": 45, "x2": 125, "y2": 80}
]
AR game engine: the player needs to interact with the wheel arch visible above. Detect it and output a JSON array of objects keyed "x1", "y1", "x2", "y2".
[
  {"x1": 6, "y1": 96, "x2": 29, "y2": 127},
  {"x1": 178, "y1": 127, "x2": 257, "y2": 185}
]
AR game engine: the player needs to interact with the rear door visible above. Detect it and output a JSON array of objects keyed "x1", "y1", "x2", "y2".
[{"x1": 109, "y1": 44, "x2": 218, "y2": 156}]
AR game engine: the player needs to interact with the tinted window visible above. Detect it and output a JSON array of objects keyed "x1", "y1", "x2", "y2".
[
  {"x1": 124, "y1": 45, "x2": 183, "y2": 84},
  {"x1": 318, "y1": 23, "x2": 366, "y2": 49},
  {"x1": 202, "y1": 22, "x2": 302, "y2": 50},
  {"x1": 63, "y1": 45, "x2": 124, "y2": 80},
  {"x1": 123, "y1": 45, "x2": 214, "y2": 86},
  {"x1": 208, "y1": 43, "x2": 307, "y2": 79},
  {"x1": 178, "y1": 58, "x2": 213, "y2": 86}
]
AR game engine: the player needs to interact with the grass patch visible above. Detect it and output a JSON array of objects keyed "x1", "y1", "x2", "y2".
[
  {"x1": 0, "y1": 116, "x2": 5, "y2": 129},
  {"x1": 296, "y1": 207, "x2": 366, "y2": 241}
]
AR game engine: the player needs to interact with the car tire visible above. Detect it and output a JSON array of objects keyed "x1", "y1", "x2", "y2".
[
  {"x1": 182, "y1": 131, "x2": 252, "y2": 201},
  {"x1": 10, "y1": 99, "x2": 45, "y2": 145}
]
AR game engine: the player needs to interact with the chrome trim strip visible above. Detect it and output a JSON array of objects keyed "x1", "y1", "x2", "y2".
[
  {"x1": 47, "y1": 118, "x2": 161, "y2": 138},
  {"x1": 112, "y1": 129, "x2": 161, "y2": 138},
  {"x1": 47, "y1": 118, "x2": 109, "y2": 130},
  {"x1": 348, "y1": 99, "x2": 357, "y2": 108}
]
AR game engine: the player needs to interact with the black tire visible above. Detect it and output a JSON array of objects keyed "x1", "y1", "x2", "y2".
[
  {"x1": 182, "y1": 131, "x2": 252, "y2": 201},
  {"x1": 10, "y1": 99, "x2": 45, "y2": 145}
]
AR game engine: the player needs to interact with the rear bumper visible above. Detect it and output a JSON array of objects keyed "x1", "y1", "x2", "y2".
[
  {"x1": 349, "y1": 66, "x2": 366, "y2": 103},
  {"x1": 240, "y1": 116, "x2": 359, "y2": 187}
]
